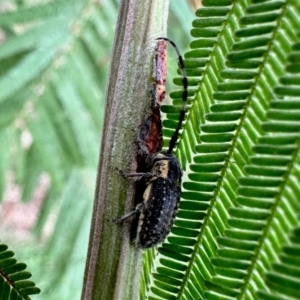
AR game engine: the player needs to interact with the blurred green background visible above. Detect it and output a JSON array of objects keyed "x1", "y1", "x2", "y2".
[{"x1": 0, "y1": 1, "x2": 199, "y2": 298}]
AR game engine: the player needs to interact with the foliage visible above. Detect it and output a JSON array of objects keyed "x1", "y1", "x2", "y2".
[
  {"x1": 0, "y1": 243, "x2": 40, "y2": 299},
  {"x1": 141, "y1": 0, "x2": 300, "y2": 299}
]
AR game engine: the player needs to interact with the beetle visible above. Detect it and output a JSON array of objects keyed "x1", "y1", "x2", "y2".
[{"x1": 114, "y1": 38, "x2": 188, "y2": 249}]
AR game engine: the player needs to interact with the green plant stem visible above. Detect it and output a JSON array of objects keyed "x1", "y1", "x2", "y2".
[{"x1": 81, "y1": 1, "x2": 169, "y2": 299}]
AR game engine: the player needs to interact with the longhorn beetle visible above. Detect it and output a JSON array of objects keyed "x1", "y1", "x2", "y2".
[{"x1": 114, "y1": 38, "x2": 188, "y2": 249}]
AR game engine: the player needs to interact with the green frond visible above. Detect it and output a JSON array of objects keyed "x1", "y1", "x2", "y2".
[
  {"x1": 0, "y1": 243, "x2": 41, "y2": 299},
  {"x1": 258, "y1": 215, "x2": 300, "y2": 299},
  {"x1": 141, "y1": 0, "x2": 300, "y2": 299},
  {"x1": 0, "y1": 0, "x2": 112, "y2": 196}
]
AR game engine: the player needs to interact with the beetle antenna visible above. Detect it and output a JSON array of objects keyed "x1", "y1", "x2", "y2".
[{"x1": 156, "y1": 37, "x2": 187, "y2": 154}]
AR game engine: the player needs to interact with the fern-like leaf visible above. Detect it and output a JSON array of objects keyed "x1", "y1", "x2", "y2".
[
  {"x1": 141, "y1": 0, "x2": 300, "y2": 299},
  {"x1": 0, "y1": 243, "x2": 40, "y2": 299}
]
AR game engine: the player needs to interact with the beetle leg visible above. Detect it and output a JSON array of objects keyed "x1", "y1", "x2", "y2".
[
  {"x1": 115, "y1": 167, "x2": 153, "y2": 181},
  {"x1": 112, "y1": 210, "x2": 136, "y2": 223},
  {"x1": 112, "y1": 203, "x2": 143, "y2": 223},
  {"x1": 125, "y1": 172, "x2": 153, "y2": 181}
]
